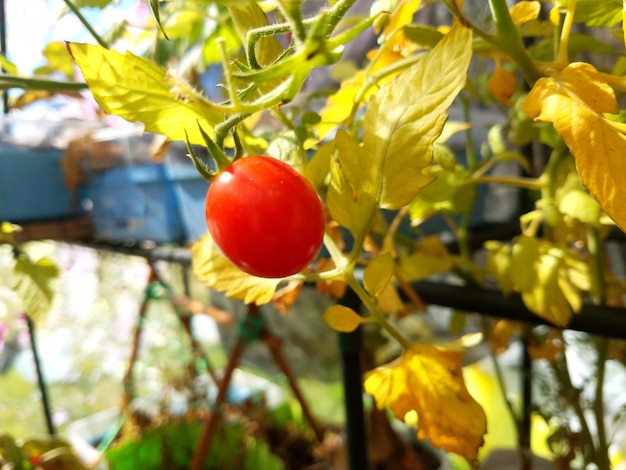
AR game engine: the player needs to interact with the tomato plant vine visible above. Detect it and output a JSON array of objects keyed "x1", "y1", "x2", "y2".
[{"x1": 6, "y1": 0, "x2": 626, "y2": 467}]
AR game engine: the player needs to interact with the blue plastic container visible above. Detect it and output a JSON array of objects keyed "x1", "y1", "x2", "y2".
[
  {"x1": 84, "y1": 163, "x2": 186, "y2": 243},
  {"x1": 0, "y1": 145, "x2": 80, "y2": 222},
  {"x1": 164, "y1": 144, "x2": 209, "y2": 242}
]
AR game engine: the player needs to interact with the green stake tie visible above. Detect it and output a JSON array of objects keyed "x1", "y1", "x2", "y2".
[
  {"x1": 144, "y1": 282, "x2": 167, "y2": 300},
  {"x1": 236, "y1": 315, "x2": 264, "y2": 341}
]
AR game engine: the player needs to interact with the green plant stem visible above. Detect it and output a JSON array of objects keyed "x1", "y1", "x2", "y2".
[
  {"x1": 552, "y1": 348, "x2": 598, "y2": 463},
  {"x1": 593, "y1": 336, "x2": 610, "y2": 469},
  {"x1": 481, "y1": 317, "x2": 522, "y2": 433},
  {"x1": 556, "y1": 0, "x2": 576, "y2": 66},
  {"x1": 345, "y1": 270, "x2": 411, "y2": 350},
  {"x1": 472, "y1": 175, "x2": 543, "y2": 191},
  {"x1": 586, "y1": 226, "x2": 605, "y2": 307},
  {"x1": 63, "y1": 0, "x2": 109, "y2": 49},
  {"x1": 587, "y1": 224, "x2": 610, "y2": 468},
  {"x1": 214, "y1": 113, "x2": 250, "y2": 149},
  {"x1": 218, "y1": 38, "x2": 240, "y2": 109},
  {"x1": 324, "y1": 0, "x2": 358, "y2": 36},
  {"x1": 487, "y1": 0, "x2": 542, "y2": 86},
  {"x1": 0, "y1": 75, "x2": 88, "y2": 92},
  {"x1": 540, "y1": 146, "x2": 568, "y2": 240},
  {"x1": 439, "y1": 0, "x2": 499, "y2": 47},
  {"x1": 460, "y1": 94, "x2": 478, "y2": 172}
]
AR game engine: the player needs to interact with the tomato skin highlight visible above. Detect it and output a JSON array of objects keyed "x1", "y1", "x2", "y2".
[{"x1": 205, "y1": 155, "x2": 325, "y2": 278}]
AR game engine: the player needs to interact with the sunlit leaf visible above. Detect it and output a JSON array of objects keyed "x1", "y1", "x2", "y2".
[
  {"x1": 322, "y1": 305, "x2": 365, "y2": 332},
  {"x1": 36, "y1": 41, "x2": 76, "y2": 79},
  {"x1": 229, "y1": 1, "x2": 283, "y2": 67},
  {"x1": 510, "y1": 235, "x2": 590, "y2": 325},
  {"x1": 523, "y1": 62, "x2": 626, "y2": 230},
  {"x1": 304, "y1": 142, "x2": 332, "y2": 190},
  {"x1": 315, "y1": 71, "x2": 365, "y2": 141},
  {"x1": 191, "y1": 233, "x2": 280, "y2": 305},
  {"x1": 408, "y1": 164, "x2": 475, "y2": 225},
  {"x1": 567, "y1": 0, "x2": 622, "y2": 27},
  {"x1": 363, "y1": 253, "x2": 395, "y2": 296},
  {"x1": 365, "y1": 344, "x2": 486, "y2": 464},
  {"x1": 203, "y1": 25, "x2": 241, "y2": 65},
  {"x1": 377, "y1": 282, "x2": 406, "y2": 315},
  {"x1": 13, "y1": 255, "x2": 59, "y2": 324},
  {"x1": 67, "y1": 42, "x2": 225, "y2": 145},
  {"x1": 0, "y1": 53, "x2": 17, "y2": 75},
  {"x1": 484, "y1": 241, "x2": 515, "y2": 295},
  {"x1": 364, "y1": 23, "x2": 473, "y2": 210},
  {"x1": 509, "y1": 1, "x2": 541, "y2": 26},
  {"x1": 403, "y1": 24, "x2": 444, "y2": 49},
  {"x1": 326, "y1": 130, "x2": 378, "y2": 237},
  {"x1": 558, "y1": 188, "x2": 602, "y2": 226},
  {"x1": 396, "y1": 236, "x2": 454, "y2": 282}
]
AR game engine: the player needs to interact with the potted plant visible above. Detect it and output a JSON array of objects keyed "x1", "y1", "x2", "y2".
[{"x1": 5, "y1": 0, "x2": 626, "y2": 468}]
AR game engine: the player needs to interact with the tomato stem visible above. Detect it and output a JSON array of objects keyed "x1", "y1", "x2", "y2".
[{"x1": 346, "y1": 272, "x2": 412, "y2": 350}]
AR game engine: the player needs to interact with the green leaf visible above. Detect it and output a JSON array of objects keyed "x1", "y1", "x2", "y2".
[
  {"x1": 203, "y1": 24, "x2": 242, "y2": 64},
  {"x1": 396, "y1": 237, "x2": 453, "y2": 282},
  {"x1": 558, "y1": 188, "x2": 602, "y2": 226},
  {"x1": 243, "y1": 438, "x2": 285, "y2": 470},
  {"x1": 0, "y1": 53, "x2": 18, "y2": 75},
  {"x1": 229, "y1": 2, "x2": 283, "y2": 67},
  {"x1": 304, "y1": 142, "x2": 332, "y2": 190},
  {"x1": 322, "y1": 305, "x2": 365, "y2": 333},
  {"x1": 67, "y1": 42, "x2": 227, "y2": 145},
  {"x1": 363, "y1": 253, "x2": 395, "y2": 296},
  {"x1": 363, "y1": 23, "x2": 473, "y2": 210},
  {"x1": 70, "y1": 0, "x2": 113, "y2": 7},
  {"x1": 327, "y1": 130, "x2": 378, "y2": 238},
  {"x1": 38, "y1": 41, "x2": 75, "y2": 79},
  {"x1": 13, "y1": 255, "x2": 59, "y2": 324},
  {"x1": 409, "y1": 165, "x2": 475, "y2": 225},
  {"x1": 148, "y1": 0, "x2": 169, "y2": 39},
  {"x1": 0, "y1": 434, "x2": 26, "y2": 468},
  {"x1": 402, "y1": 24, "x2": 444, "y2": 48},
  {"x1": 569, "y1": 0, "x2": 622, "y2": 27}
]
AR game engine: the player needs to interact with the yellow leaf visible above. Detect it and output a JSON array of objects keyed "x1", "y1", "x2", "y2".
[
  {"x1": 364, "y1": 23, "x2": 473, "y2": 210},
  {"x1": 396, "y1": 236, "x2": 453, "y2": 281},
  {"x1": 509, "y1": 235, "x2": 590, "y2": 326},
  {"x1": 40, "y1": 41, "x2": 75, "y2": 78},
  {"x1": 68, "y1": 43, "x2": 225, "y2": 145},
  {"x1": 509, "y1": 1, "x2": 541, "y2": 26},
  {"x1": 383, "y1": 0, "x2": 423, "y2": 39},
  {"x1": 376, "y1": 282, "x2": 407, "y2": 315},
  {"x1": 327, "y1": 130, "x2": 378, "y2": 237},
  {"x1": 14, "y1": 255, "x2": 59, "y2": 324},
  {"x1": 484, "y1": 241, "x2": 515, "y2": 295},
  {"x1": 364, "y1": 253, "x2": 395, "y2": 296},
  {"x1": 488, "y1": 62, "x2": 516, "y2": 106},
  {"x1": 304, "y1": 142, "x2": 333, "y2": 191},
  {"x1": 322, "y1": 305, "x2": 365, "y2": 332},
  {"x1": 315, "y1": 71, "x2": 365, "y2": 141},
  {"x1": 365, "y1": 344, "x2": 486, "y2": 464},
  {"x1": 368, "y1": 0, "x2": 423, "y2": 74},
  {"x1": 191, "y1": 233, "x2": 280, "y2": 305},
  {"x1": 523, "y1": 62, "x2": 626, "y2": 230}
]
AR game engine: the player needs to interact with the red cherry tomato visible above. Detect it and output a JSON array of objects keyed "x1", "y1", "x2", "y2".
[{"x1": 205, "y1": 155, "x2": 325, "y2": 278}]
